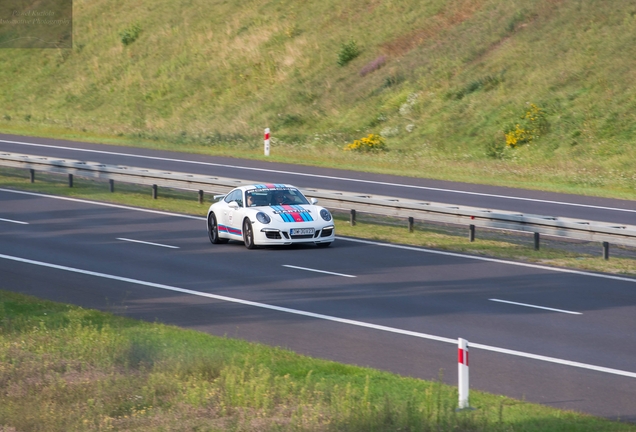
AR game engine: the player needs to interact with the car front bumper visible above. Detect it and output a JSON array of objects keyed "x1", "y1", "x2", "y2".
[{"x1": 255, "y1": 224, "x2": 335, "y2": 245}]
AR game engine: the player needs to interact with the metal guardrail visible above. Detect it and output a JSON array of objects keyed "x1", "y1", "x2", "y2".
[{"x1": 2, "y1": 152, "x2": 636, "y2": 252}]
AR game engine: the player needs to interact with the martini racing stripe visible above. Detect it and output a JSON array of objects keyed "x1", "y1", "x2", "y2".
[
  {"x1": 272, "y1": 205, "x2": 314, "y2": 222},
  {"x1": 219, "y1": 224, "x2": 242, "y2": 235},
  {"x1": 292, "y1": 205, "x2": 314, "y2": 221},
  {"x1": 272, "y1": 206, "x2": 295, "y2": 222}
]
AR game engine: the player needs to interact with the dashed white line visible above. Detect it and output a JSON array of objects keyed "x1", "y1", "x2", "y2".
[
  {"x1": 0, "y1": 217, "x2": 28, "y2": 225},
  {"x1": 117, "y1": 237, "x2": 179, "y2": 249},
  {"x1": 489, "y1": 298, "x2": 582, "y2": 315},
  {"x1": 2, "y1": 188, "x2": 636, "y2": 285},
  {"x1": 283, "y1": 264, "x2": 356, "y2": 278},
  {"x1": 0, "y1": 252, "x2": 635, "y2": 379}
]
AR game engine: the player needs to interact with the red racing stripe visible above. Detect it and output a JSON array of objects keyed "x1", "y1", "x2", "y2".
[{"x1": 282, "y1": 205, "x2": 305, "y2": 222}]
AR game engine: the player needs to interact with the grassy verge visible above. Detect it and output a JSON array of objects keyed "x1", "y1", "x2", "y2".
[
  {"x1": 1, "y1": 167, "x2": 635, "y2": 277},
  {"x1": 1, "y1": 289, "x2": 634, "y2": 431}
]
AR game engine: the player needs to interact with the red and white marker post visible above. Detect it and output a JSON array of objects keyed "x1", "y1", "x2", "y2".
[
  {"x1": 264, "y1": 128, "x2": 270, "y2": 156},
  {"x1": 458, "y1": 338, "x2": 470, "y2": 409}
]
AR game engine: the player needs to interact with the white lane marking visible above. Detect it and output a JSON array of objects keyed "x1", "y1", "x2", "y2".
[
  {"x1": 489, "y1": 298, "x2": 582, "y2": 315},
  {"x1": 2, "y1": 139, "x2": 635, "y2": 214},
  {"x1": 2, "y1": 188, "x2": 636, "y2": 285},
  {"x1": 0, "y1": 252, "x2": 635, "y2": 379},
  {"x1": 0, "y1": 217, "x2": 28, "y2": 225},
  {"x1": 117, "y1": 238, "x2": 179, "y2": 249},
  {"x1": 283, "y1": 264, "x2": 356, "y2": 278},
  {"x1": 0, "y1": 188, "x2": 203, "y2": 220}
]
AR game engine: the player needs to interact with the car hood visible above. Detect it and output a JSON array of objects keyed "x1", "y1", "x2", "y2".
[{"x1": 253, "y1": 204, "x2": 321, "y2": 223}]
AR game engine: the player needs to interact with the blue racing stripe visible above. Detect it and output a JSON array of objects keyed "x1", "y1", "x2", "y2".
[
  {"x1": 292, "y1": 205, "x2": 314, "y2": 221},
  {"x1": 273, "y1": 206, "x2": 294, "y2": 222}
]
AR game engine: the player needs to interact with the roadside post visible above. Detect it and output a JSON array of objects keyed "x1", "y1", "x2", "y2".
[
  {"x1": 458, "y1": 338, "x2": 470, "y2": 410},
  {"x1": 264, "y1": 128, "x2": 270, "y2": 156}
]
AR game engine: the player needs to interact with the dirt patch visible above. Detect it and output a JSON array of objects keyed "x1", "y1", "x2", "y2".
[{"x1": 382, "y1": 0, "x2": 486, "y2": 56}]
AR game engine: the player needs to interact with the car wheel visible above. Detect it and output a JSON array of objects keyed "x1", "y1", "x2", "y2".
[
  {"x1": 208, "y1": 213, "x2": 228, "y2": 244},
  {"x1": 316, "y1": 242, "x2": 331, "y2": 248},
  {"x1": 243, "y1": 218, "x2": 256, "y2": 249}
]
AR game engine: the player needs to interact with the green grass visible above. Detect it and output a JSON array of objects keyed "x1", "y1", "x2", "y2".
[
  {"x1": 2, "y1": 166, "x2": 635, "y2": 277},
  {"x1": 1, "y1": 289, "x2": 635, "y2": 431},
  {"x1": 1, "y1": 1, "x2": 636, "y2": 199}
]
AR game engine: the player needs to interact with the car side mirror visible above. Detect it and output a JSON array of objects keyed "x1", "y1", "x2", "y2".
[
  {"x1": 310, "y1": 198, "x2": 318, "y2": 205},
  {"x1": 228, "y1": 201, "x2": 239, "y2": 209}
]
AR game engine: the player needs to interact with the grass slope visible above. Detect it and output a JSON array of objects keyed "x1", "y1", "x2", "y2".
[
  {"x1": 2, "y1": 290, "x2": 635, "y2": 431},
  {"x1": 1, "y1": 1, "x2": 635, "y2": 192}
]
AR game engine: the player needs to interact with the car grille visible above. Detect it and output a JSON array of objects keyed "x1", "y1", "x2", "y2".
[
  {"x1": 320, "y1": 228, "x2": 333, "y2": 237},
  {"x1": 290, "y1": 234, "x2": 314, "y2": 239},
  {"x1": 265, "y1": 231, "x2": 282, "y2": 240}
]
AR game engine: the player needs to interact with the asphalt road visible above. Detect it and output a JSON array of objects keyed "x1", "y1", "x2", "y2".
[
  {"x1": 1, "y1": 188, "x2": 635, "y2": 421},
  {"x1": 1, "y1": 133, "x2": 636, "y2": 225}
]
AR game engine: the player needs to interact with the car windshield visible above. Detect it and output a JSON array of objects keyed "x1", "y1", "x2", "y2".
[
  {"x1": 245, "y1": 188, "x2": 309, "y2": 207},
  {"x1": 269, "y1": 188, "x2": 309, "y2": 205}
]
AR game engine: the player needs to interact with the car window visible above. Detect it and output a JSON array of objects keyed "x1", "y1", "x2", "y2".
[
  {"x1": 223, "y1": 190, "x2": 235, "y2": 203},
  {"x1": 246, "y1": 192, "x2": 268, "y2": 207},
  {"x1": 224, "y1": 190, "x2": 242, "y2": 207}
]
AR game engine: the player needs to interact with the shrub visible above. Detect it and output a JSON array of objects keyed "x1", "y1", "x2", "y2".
[
  {"x1": 504, "y1": 103, "x2": 548, "y2": 147},
  {"x1": 337, "y1": 40, "x2": 361, "y2": 66},
  {"x1": 344, "y1": 134, "x2": 387, "y2": 152},
  {"x1": 120, "y1": 24, "x2": 142, "y2": 46}
]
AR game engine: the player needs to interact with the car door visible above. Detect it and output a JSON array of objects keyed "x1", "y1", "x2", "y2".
[{"x1": 224, "y1": 189, "x2": 244, "y2": 237}]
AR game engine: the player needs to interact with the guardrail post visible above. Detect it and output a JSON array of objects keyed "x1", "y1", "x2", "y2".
[
  {"x1": 534, "y1": 232, "x2": 540, "y2": 251},
  {"x1": 68, "y1": 174, "x2": 73, "y2": 188},
  {"x1": 152, "y1": 184, "x2": 158, "y2": 199},
  {"x1": 603, "y1": 242, "x2": 610, "y2": 260},
  {"x1": 350, "y1": 209, "x2": 356, "y2": 226},
  {"x1": 458, "y1": 338, "x2": 470, "y2": 410},
  {"x1": 469, "y1": 224, "x2": 475, "y2": 242},
  {"x1": 408, "y1": 217, "x2": 414, "y2": 232},
  {"x1": 109, "y1": 179, "x2": 114, "y2": 192},
  {"x1": 29, "y1": 169, "x2": 35, "y2": 183},
  {"x1": 198, "y1": 190, "x2": 204, "y2": 204}
]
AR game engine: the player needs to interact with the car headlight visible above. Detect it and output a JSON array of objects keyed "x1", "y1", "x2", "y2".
[
  {"x1": 256, "y1": 212, "x2": 271, "y2": 224},
  {"x1": 320, "y1": 209, "x2": 332, "y2": 221}
]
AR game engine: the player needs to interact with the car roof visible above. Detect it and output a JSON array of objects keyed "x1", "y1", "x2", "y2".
[{"x1": 240, "y1": 184, "x2": 297, "y2": 192}]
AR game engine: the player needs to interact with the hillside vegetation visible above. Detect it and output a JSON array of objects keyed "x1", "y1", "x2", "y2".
[{"x1": 1, "y1": 0, "x2": 636, "y2": 197}]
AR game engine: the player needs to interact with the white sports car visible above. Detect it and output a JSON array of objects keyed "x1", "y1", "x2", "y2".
[{"x1": 206, "y1": 184, "x2": 335, "y2": 249}]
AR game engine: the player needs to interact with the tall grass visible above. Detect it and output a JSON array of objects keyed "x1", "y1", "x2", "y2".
[
  {"x1": 1, "y1": 1, "x2": 636, "y2": 197},
  {"x1": 1, "y1": 290, "x2": 633, "y2": 431}
]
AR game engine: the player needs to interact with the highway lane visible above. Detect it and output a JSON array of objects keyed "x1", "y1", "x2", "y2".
[
  {"x1": 1, "y1": 133, "x2": 636, "y2": 225},
  {"x1": 1, "y1": 188, "x2": 636, "y2": 420}
]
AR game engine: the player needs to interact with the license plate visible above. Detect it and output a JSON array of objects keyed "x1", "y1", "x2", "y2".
[{"x1": 290, "y1": 228, "x2": 315, "y2": 235}]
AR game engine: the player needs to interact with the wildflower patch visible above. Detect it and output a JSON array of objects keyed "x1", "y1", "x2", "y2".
[{"x1": 344, "y1": 134, "x2": 387, "y2": 153}]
